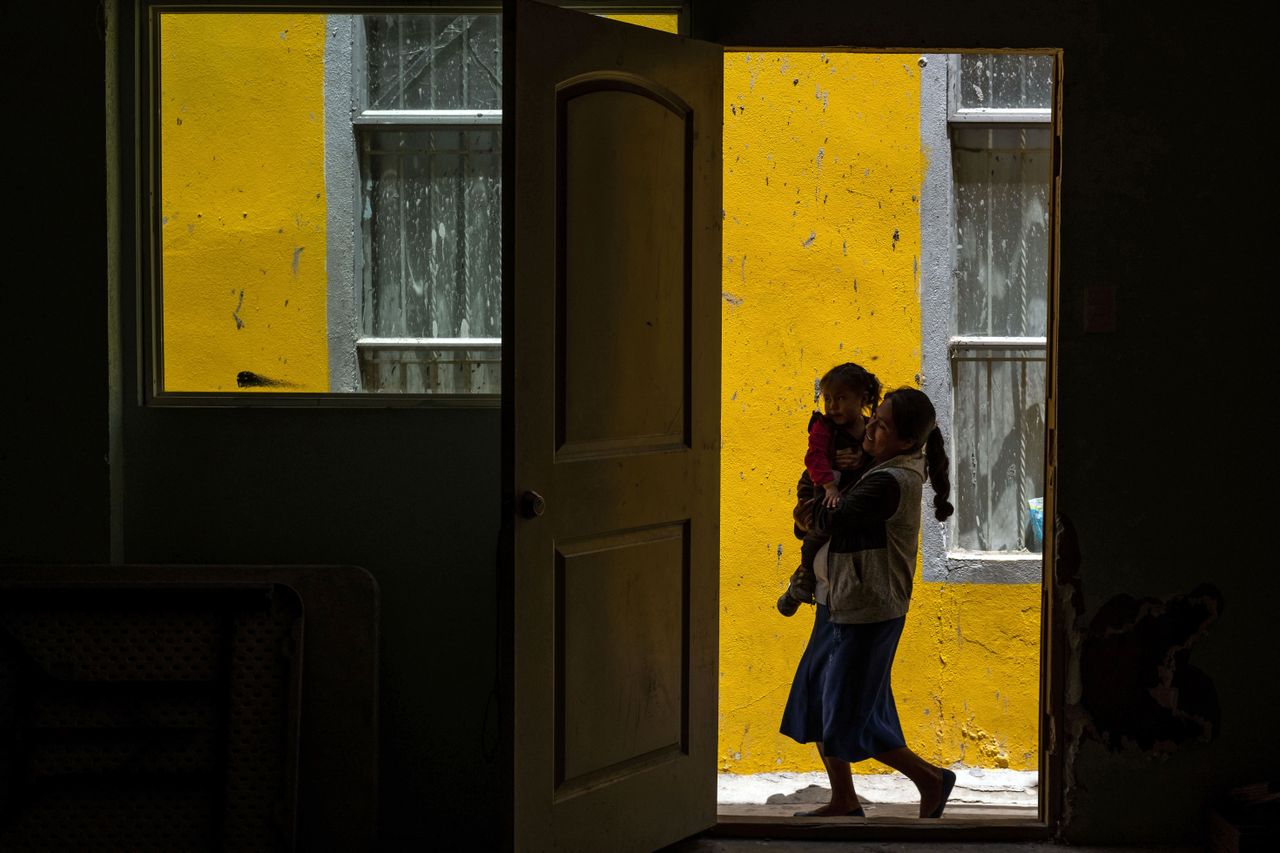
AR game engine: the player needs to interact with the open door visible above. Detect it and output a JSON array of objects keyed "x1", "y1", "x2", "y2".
[{"x1": 503, "y1": 1, "x2": 722, "y2": 849}]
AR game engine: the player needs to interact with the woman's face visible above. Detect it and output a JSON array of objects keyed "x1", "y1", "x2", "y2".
[{"x1": 863, "y1": 398, "x2": 915, "y2": 463}]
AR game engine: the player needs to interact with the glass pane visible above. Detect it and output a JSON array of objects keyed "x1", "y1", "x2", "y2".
[
  {"x1": 365, "y1": 15, "x2": 501, "y2": 110},
  {"x1": 953, "y1": 127, "x2": 1051, "y2": 337},
  {"x1": 951, "y1": 348, "x2": 1046, "y2": 553},
  {"x1": 156, "y1": 13, "x2": 502, "y2": 395},
  {"x1": 958, "y1": 54, "x2": 1053, "y2": 110},
  {"x1": 363, "y1": 129, "x2": 502, "y2": 340}
]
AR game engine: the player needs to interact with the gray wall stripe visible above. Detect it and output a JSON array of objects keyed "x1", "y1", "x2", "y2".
[{"x1": 324, "y1": 15, "x2": 359, "y2": 392}]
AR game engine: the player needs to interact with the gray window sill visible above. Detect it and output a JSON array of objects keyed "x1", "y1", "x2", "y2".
[{"x1": 926, "y1": 551, "x2": 1043, "y2": 584}]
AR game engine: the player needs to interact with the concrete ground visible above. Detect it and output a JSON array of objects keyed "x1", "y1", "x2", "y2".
[
  {"x1": 717, "y1": 769, "x2": 1039, "y2": 824},
  {"x1": 686, "y1": 772, "x2": 1202, "y2": 853},
  {"x1": 718, "y1": 769, "x2": 1039, "y2": 813},
  {"x1": 719, "y1": 801, "x2": 1034, "y2": 820}
]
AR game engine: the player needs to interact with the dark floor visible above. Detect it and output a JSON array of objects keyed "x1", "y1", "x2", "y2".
[
  {"x1": 665, "y1": 842, "x2": 1200, "y2": 853},
  {"x1": 654, "y1": 803, "x2": 1203, "y2": 853}
]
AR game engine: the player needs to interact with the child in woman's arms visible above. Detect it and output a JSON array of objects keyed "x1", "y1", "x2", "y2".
[{"x1": 777, "y1": 363, "x2": 881, "y2": 616}]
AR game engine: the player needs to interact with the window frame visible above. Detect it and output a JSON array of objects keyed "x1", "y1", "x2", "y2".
[{"x1": 919, "y1": 51, "x2": 1054, "y2": 583}]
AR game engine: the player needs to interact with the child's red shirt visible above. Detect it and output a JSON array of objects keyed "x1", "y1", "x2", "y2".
[{"x1": 804, "y1": 411, "x2": 837, "y2": 486}]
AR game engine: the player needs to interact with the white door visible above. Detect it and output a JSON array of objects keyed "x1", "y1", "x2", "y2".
[{"x1": 505, "y1": 2, "x2": 723, "y2": 850}]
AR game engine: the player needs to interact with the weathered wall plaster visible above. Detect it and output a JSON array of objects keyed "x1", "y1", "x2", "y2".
[
  {"x1": 159, "y1": 14, "x2": 329, "y2": 392},
  {"x1": 1081, "y1": 584, "x2": 1222, "y2": 752},
  {"x1": 1055, "y1": 513, "x2": 1228, "y2": 842},
  {"x1": 918, "y1": 51, "x2": 957, "y2": 583}
]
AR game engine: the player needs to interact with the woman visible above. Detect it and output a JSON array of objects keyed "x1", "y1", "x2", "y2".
[{"x1": 779, "y1": 387, "x2": 958, "y2": 819}]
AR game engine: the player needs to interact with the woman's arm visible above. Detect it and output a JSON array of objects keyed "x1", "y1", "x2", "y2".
[{"x1": 814, "y1": 471, "x2": 900, "y2": 530}]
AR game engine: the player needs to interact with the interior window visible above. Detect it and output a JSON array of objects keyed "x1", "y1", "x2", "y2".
[
  {"x1": 155, "y1": 13, "x2": 503, "y2": 396},
  {"x1": 154, "y1": 10, "x2": 676, "y2": 397}
]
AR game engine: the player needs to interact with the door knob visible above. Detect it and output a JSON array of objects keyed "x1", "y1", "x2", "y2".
[{"x1": 521, "y1": 490, "x2": 547, "y2": 519}]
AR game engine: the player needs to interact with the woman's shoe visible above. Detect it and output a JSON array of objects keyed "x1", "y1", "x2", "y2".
[{"x1": 924, "y1": 769, "x2": 957, "y2": 818}]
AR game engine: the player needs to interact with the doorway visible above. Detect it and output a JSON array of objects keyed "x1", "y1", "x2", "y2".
[{"x1": 714, "y1": 49, "x2": 1057, "y2": 830}]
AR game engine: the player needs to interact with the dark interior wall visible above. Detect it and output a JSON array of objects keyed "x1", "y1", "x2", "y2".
[
  {"x1": 696, "y1": 0, "x2": 1271, "y2": 845},
  {"x1": 119, "y1": 407, "x2": 502, "y2": 844},
  {"x1": 0, "y1": 4, "x2": 111, "y2": 564}
]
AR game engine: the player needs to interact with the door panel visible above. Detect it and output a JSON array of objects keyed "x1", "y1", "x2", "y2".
[
  {"x1": 560, "y1": 85, "x2": 688, "y2": 453},
  {"x1": 508, "y1": 2, "x2": 722, "y2": 850},
  {"x1": 556, "y1": 523, "x2": 686, "y2": 789}
]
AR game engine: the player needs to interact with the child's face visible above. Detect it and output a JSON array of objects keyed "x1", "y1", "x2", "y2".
[{"x1": 822, "y1": 382, "x2": 865, "y2": 427}]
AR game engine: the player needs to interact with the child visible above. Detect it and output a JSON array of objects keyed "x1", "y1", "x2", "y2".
[{"x1": 777, "y1": 362, "x2": 882, "y2": 617}]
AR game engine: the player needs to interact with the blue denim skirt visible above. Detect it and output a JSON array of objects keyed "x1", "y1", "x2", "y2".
[{"x1": 779, "y1": 604, "x2": 907, "y2": 763}]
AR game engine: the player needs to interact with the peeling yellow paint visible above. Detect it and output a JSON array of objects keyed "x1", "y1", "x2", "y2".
[
  {"x1": 719, "y1": 52, "x2": 1041, "y2": 776},
  {"x1": 960, "y1": 717, "x2": 1012, "y2": 767},
  {"x1": 159, "y1": 14, "x2": 329, "y2": 392}
]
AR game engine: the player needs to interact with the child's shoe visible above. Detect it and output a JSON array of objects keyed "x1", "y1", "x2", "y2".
[{"x1": 776, "y1": 565, "x2": 816, "y2": 616}]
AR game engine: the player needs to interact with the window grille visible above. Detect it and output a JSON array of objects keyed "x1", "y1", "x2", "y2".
[{"x1": 355, "y1": 14, "x2": 503, "y2": 394}]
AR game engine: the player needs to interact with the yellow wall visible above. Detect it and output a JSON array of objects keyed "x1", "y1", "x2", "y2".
[
  {"x1": 719, "y1": 52, "x2": 1041, "y2": 775},
  {"x1": 603, "y1": 13, "x2": 679, "y2": 33},
  {"x1": 160, "y1": 14, "x2": 329, "y2": 392}
]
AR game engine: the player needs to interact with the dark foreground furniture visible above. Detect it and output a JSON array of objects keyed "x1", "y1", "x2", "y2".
[{"x1": 0, "y1": 565, "x2": 378, "y2": 851}]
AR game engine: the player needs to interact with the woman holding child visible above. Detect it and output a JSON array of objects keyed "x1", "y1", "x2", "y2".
[{"x1": 779, "y1": 363, "x2": 958, "y2": 819}]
